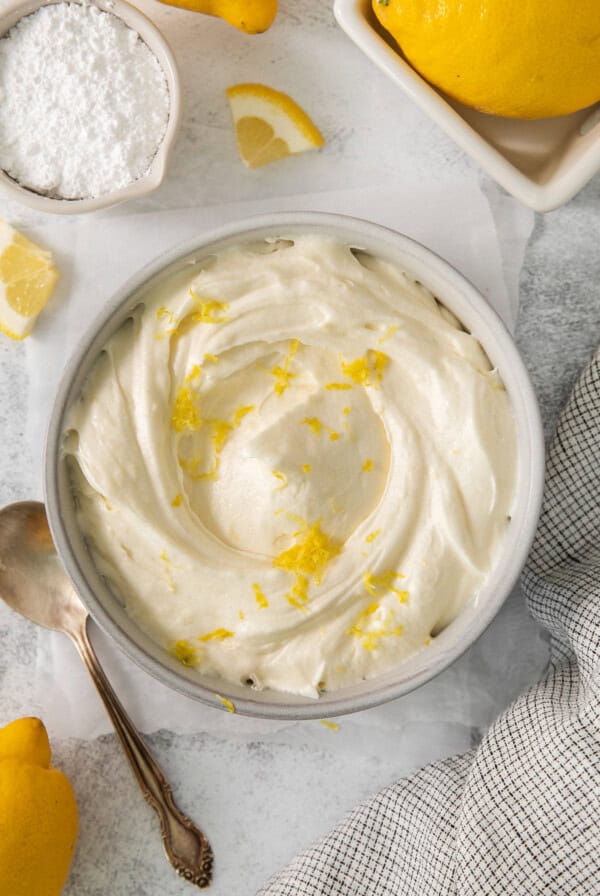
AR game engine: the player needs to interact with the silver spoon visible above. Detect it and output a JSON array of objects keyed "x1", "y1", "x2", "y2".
[{"x1": 0, "y1": 501, "x2": 213, "y2": 889}]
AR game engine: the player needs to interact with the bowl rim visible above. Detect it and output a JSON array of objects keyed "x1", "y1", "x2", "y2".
[
  {"x1": 0, "y1": 0, "x2": 182, "y2": 213},
  {"x1": 44, "y1": 210, "x2": 545, "y2": 719},
  {"x1": 333, "y1": 0, "x2": 600, "y2": 213}
]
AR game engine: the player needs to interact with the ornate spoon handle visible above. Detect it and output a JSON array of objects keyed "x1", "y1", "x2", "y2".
[{"x1": 70, "y1": 618, "x2": 213, "y2": 888}]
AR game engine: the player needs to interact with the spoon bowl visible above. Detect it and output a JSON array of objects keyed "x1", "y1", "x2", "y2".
[{"x1": 0, "y1": 501, "x2": 87, "y2": 634}]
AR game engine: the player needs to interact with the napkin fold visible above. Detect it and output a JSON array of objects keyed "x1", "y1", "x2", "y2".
[{"x1": 258, "y1": 348, "x2": 600, "y2": 896}]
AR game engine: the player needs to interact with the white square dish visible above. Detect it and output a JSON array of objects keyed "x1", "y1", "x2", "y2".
[{"x1": 333, "y1": 0, "x2": 600, "y2": 212}]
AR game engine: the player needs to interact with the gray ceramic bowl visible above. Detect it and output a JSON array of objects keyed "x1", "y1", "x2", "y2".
[{"x1": 45, "y1": 212, "x2": 545, "y2": 718}]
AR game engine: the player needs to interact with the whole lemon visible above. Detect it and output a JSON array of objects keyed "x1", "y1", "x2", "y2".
[
  {"x1": 372, "y1": 0, "x2": 600, "y2": 119},
  {"x1": 0, "y1": 717, "x2": 78, "y2": 896}
]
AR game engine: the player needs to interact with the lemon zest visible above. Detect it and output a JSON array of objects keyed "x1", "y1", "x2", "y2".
[
  {"x1": 233, "y1": 404, "x2": 255, "y2": 426},
  {"x1": 302, "y1": 416, "x2": 322, "y2": 436},
  {"x1": 364, "y1": 568, "x2": 406, "y2": 598},
  {"x1": 215, "y1": 693, "x2": 236, "y2": 713},
  {"x1": 320, "y1": 720, "x2": 339, "y2": 731},
  {"x1": 340, "y1": 350, "x2": 388, "y2": 387},
  {"x1": 171, "y1": 385, "x2": 202, "y2": 433},
  {"x1": 203, "y1": 353, "x2": 219, "y2": 364},
  {"x1": 189, "y1": 289, "x2": 230, "y2": 323},
  {"x1": 362, "y1": 458, "x2": 373, "y2": 472},
  {"x1": 329, "y1": 432, "x2": 340, "y2": 441},
  {"x1": 343, "y1": 406, "x2": 351, "y2": 415},
  {"x1": 271, "y1": 338, "x2": 299, "y2": 396},
  {"x1": 160, "y1": 549, "x2": 176, "y2": 593},
  {"x1": 198, "y1": 628, "x2": 234, "y2": 642},
  {"x1": 171, "y1": 493, "x2": 183, "y2": 508},
  {"x1": 302, "y1": 463, "x2": 312, "y2": 473},
  {"x1": 253, "y1": 583, "x2": 269, "y2": 609},
  {"x1": 348, "y1": 602, "x2": 404, "y2": 651},
  {"x1": 325, "y1": 382, "x2": 352, "y2": 390},
  {"x1": 377, "y1": 324, "x2": 398, "y2": 344},
  {"x1": 171, "y1": 639, "x2": 198, "y2": 667},
  {"x1": 365, "y1": 530, "x2": 381, "y2": 543}
]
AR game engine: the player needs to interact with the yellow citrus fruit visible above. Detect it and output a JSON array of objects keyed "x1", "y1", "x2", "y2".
[
  {"x1": 0, "y1": 219, "x2": 58, "y2": 340},
  {"x1": 226, "y1": 83, "x2": 324, "y2": 168},
  {"x1": 372, "y1": 0, "x2": 600, "y2": 119},
  {"x1": 156, "y1": 0, "x2": 277, "y2": 33},
  {"x1": 0, "y1": 717, "x2": 78, "y2": 896}
]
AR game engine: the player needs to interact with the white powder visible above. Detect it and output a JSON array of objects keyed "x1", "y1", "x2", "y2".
[{"x1": 0, "y1": 2, "x2": 171, "y2": 199}]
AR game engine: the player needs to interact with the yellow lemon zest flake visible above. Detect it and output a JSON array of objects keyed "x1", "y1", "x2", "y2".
[
  {"x1": 272, "y1": 470, "x2": 288, "y2": 489},
  {"x1": 179, "y1": 454, "x2": 220, "y2": 482},
  {"x1": 364, "y1": 568, "x2": 406, "y2": 599},
  {"x1": 271, "y1": 338, "x2": 299, "y2": 396},
  {"x1": 348, "y1": 602, "x2": 404, "y2": 651},
  {"x1": 377, "y1": 324, "x2": 398, "y2": 344},
  {"x1": 253, "y1": 583, "x2": 269, "y2": 609},
  {"x1": 160, "y1": 549, "x2": 176, "y2": 593},
  {"x1": 325, "y1": 382, "x2": 352, "y2": 390},
  {"x1": 340, "y1": 350, "x2": 388, "y2": 388},
  {"x1": 171, "y1": 639, "x2": 198, "y2": 667},
  {"x1": 198, "y1": 628, "x2": 234, "y2": 642},
  {"x1": 171, "y1": 493, "x2": 183, "y2": 508},
  {"x1": 239, "y1": 610, "x2": 245, "y2": 620},
  {"x1": 320, "y1": 720, "x2": 339, "y2": 731},
  {"x1": 302, "y1": 463, "x2": 312, "y2": 474},
  {"x1": 171, "y1": 385, "x2": 202, "y2": 433},
  {"x1": 362, "y1": 458, "x2": 373, "y2": 472},
  {"x1": 274, "y1": 522, "x2": 340, "y2": 585},
  {"x1": 343, "y1": 406, "x2": 351, "y2": 416},
  {"x1": 233, "y1": 404, "x2": 255, "y2": 426},
  {"x1": 189, "y1": 289, "x2": 230, "y2": 323},
  {"x1": 215, "y1": 693, "x2": 236, "y2": 713},
  {"x1": 155, "y1": 305, "x2": 178, "y2": 339},
  {"x1": 397, "y1": 590, "x2": 409, "y2": 604},
  {"x1": 203, "y1": 353, "x2": 219, "y2": 364},
  {"x1": 211, "y1": 420, "x2": 233, "y2": 454},
  {"x1": 302, "y1": 416, "x2": 322, "y2": 436},
  {"x1": 274, "y1": 522, "x2": 341, "y2": 610},
  {"x1": 329, "y1": 431, "x2": 340, "y2": 441},
  {"x1": 365, "y1": 530, "x2": 381, "y2": 543}
]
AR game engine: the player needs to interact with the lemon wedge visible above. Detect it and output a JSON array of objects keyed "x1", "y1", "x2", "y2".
[
  {"x1": 226, "y1": 83, "x2": 324, "y2": 169},
  {"x1": 0, "y1": 220, "x2": 58, "y2": 340}
]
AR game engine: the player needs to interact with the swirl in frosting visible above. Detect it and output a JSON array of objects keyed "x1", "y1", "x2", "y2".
[{"x1": 65, "y1": 235, "x2": 517, "y2": 698}]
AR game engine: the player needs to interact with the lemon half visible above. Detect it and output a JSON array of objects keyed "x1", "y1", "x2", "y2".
[
  {"x1": 0, "y1": 220, "x2": 58, "y2": 340},
  {"x1": 226, "y1": 83, "x2": 324, "y2": 168}
]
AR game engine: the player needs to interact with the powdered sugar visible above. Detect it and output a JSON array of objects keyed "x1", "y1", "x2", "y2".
[{"x1": 0, "y1": 2, "x2": 170, "y2": 199}]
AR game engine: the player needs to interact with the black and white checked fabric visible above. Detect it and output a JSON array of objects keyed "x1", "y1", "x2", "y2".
[{"x1": 259, "y1": 349, "x2": 600, "y2": 896}]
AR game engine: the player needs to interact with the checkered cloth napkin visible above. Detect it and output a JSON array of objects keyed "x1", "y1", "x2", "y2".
[{"x1": 259, "y1": 349, "x2": 600, "y2": 896}]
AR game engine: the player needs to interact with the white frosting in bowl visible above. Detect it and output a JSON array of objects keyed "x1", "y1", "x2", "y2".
[{"x1": 65, "y1": 235, "x2": 517, "y2": 699}]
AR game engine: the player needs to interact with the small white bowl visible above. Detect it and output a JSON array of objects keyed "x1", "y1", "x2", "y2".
[
  {"x1": 44, "y1": 212, "x2": 545, "y2": 719},
  {"x1": 334, "y1": 0, "x2": 600, "y2": 212},
  {"x1": 0, "y1": 0, "x2": 181, "y2": 214}
]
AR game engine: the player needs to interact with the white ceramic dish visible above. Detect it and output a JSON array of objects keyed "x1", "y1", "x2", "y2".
[
  {"x1": 0, "y1": 0, "x2": 181, "y2": 214},
  {"x1": 44, "y1": 212, "x2": 545, "y2": 719},
  {"x1": 334, "y1": 0, "x2": 600, "y2": 212}
]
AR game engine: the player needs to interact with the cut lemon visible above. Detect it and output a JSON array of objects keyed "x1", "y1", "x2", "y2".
[
  {"x1": 226, "y1": 83, "x2": 324, "y2": 169},
  {"x1": 0, "y1": 220, "x2": 58, "y2": 340}
]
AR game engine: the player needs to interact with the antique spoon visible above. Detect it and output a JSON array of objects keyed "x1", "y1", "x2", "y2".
[{"x1": 0, "y1": 501, "x2": 213, "y2": 888}]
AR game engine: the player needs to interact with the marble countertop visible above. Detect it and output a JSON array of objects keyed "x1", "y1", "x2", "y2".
[{"x1": 0, "y1": 1, "x2": 599, "y2": 893}]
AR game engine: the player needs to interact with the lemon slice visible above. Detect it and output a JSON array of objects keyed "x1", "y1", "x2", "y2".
[
  {"x1": 226, "y1": 83, "x2": 324, "y2": 169},
  {"x1": 0, "y1": 219, "x2": 58, "y2": 340}
]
